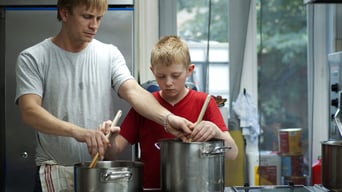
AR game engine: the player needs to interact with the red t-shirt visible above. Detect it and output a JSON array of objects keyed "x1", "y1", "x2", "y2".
[{"x1": 120, "y1": 89, "x2": 228, "y2": 188}]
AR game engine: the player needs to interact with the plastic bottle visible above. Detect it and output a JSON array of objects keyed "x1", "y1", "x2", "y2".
[{"x1": 311, "y1": 156, "x2": 322, "y2": 185}]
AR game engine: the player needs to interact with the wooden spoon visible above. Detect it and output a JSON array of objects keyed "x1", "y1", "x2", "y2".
[
  {"x1": 186, "y1": 94, "x2": 211, "y2": 142},
  {"x1": 88, "y1": 110, "x2": 122, "y2": 168},
  {"x1": 195, "y1": 94, "x2": 211, "y2": 126}
]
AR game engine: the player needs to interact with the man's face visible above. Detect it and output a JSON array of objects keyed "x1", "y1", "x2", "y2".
[{"x1": 62, "y1": 5, "x2": 105, "y2": 44}]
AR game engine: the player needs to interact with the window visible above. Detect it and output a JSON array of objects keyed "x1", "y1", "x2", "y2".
[
  {"x1": 176, "y1": 0, "x2": 230, "y2": 101},
  {"x1": 160, "y1": 0, "x2": 309, "y2": 184},
  {"x1": 257, "y1": 0, "x2": 309, "y2": 179}
]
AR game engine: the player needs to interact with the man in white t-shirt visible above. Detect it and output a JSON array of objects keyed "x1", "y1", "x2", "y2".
[{"x1": 15, "y1": 0, "x2": 193, "y2": 191}]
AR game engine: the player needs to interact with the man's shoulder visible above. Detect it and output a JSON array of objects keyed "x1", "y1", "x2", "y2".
[
  {"x1": 90, "y1": 39, "x2": 123, "y2": 57},
  {"x1": 21, "y1": 38, "x2": 52, "y2": 54},
  {"x1": 91, "y1": 39, "x2": 116, "y2": 49}
]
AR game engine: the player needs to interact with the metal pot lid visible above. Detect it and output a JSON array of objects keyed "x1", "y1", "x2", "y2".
[{"x1": 321, "y1": 140, "x2": 342, "y2": 146}]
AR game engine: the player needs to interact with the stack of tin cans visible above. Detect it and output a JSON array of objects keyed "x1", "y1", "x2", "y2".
[{"x1": 278, "y1": 128, "x2": 307, "y2": 185}]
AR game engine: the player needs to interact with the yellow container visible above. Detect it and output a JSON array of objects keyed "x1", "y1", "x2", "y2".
[{"x1": 225, "y1": 130, "x2": 245, "y2": 186}]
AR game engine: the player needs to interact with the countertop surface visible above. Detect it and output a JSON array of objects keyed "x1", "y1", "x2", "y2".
[
  {"x1": 144, "y1": 185, "x2": 330, "y2": 192},
  {"x1": 224, "y1": 185, "x2": 330, "y2": 192}
]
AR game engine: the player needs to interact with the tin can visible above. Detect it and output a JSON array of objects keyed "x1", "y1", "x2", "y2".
[
  {"x1": 278, "y1": 128, "x2": 302, "y2": 155},
  {"x1": 250, "y1": 151, "x2": 281, "y2": 185},
  {"x1": 281, "y1": 154, "x2": 303, "y2": 176}
]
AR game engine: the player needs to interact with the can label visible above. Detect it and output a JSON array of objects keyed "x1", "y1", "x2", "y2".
[
  {"x1": 252, "y1": 151, "x2": 281, "y2": 185},
  {"x1": 278, "y1": 128, "x2": 302, "y2": 154},
  {"x1": 281, "y1": 154, "x2": 303, "y2": 176},
  {"x1": 255, "y1": 166, "x2": 278, "y2": 185}
]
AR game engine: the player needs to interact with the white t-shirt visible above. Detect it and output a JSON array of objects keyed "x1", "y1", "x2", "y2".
[{"x1": 15, "y1": 38, "x2": 133, "y2": 166}]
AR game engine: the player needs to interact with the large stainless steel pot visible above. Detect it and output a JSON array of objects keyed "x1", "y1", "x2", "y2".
[
  {"x1": 74, "y1": 160, "x2": 143, "y2": 192},
  {"x1": 159, "y1": 138, "x2": 229, "y2": 192},
  {"x1": 321, "y1": 140, "x2": 342, "y2": 191}
]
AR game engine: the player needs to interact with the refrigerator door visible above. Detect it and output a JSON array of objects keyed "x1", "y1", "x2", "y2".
[
  {"x1": 0, "y1": 0, "x2": 133, "y2": 6},
  {"x1": 1, "y1": 7, "x2": 133, "y2": 191}
]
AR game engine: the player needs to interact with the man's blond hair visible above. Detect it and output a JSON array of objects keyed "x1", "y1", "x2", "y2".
[{"x1": 57, "y1": 0, "x2": 108, "y2": 21}]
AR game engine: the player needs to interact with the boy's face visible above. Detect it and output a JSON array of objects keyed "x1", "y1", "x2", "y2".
[{"x1": 151, "y1": 62, "x2": 194, "y2": 100}]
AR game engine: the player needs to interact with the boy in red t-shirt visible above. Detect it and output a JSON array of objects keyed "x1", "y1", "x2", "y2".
[{"x1": 99, "y1": 35, "x2": 238, "y2": 188}]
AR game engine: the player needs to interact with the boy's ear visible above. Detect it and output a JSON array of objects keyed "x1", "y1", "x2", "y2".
[{"x1": 188, "y1": 64, "x2": 195, "y2": 73}]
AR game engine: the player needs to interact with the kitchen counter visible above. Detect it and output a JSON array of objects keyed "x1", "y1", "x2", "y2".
[
  {"x1": 144, "y1": 185, "x2": 330, "y2": 192},
  {"x1": 224, "y1": 185, "x2": 330, "y2": 192}
]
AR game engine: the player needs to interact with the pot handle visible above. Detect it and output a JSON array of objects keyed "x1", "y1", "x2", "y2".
[
  {"x1": 101, "y1": 170, "x2": 132, "y2": 182},
  {"x1": 200, "y1": 146, "x2": 232, "y2": 157},
  {"x1": 154, "y1": 142, "x2": 160, "y2": 150}
]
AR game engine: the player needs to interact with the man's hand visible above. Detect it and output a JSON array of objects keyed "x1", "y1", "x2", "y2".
[
  {"x1": 166, "y1": 114, "x2": 193, "y2": 141},
  {"x1": 188, "y1": 121, "x2": 219, "y2": 142},
  {"x1": 72, "y1": 127, "x2": 111, "y2": 160}
]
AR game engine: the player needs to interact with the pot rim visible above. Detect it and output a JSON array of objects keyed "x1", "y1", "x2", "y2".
[
  {"x1": 158, "y1": 138, "x2": 224, "y2": 144},
  {"x1": 321, "y1": 139, "x2": 342, "y2": 146},
  {"x1": 74, "y1": 160, "x2": 144, "y2": 168},
  {"x1": 279, "y1": 128, "x2": 302, "y2": 132}
]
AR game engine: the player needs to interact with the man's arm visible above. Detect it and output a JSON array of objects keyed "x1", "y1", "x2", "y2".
[
  {"x1": 18, "y1": 94, "x2": 110, "y2": 159},
  {"x1": 105, "y1": 134, "x2": 129, "y2": 160},
  {"x1": 118, "y1": 79, "x2": 193, "y2": 139}
]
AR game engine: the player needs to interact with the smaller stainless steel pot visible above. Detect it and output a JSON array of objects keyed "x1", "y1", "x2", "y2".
[
  {"x1": 321, "y1": 140, "x2": 342, "y2": 191},
  {"x1": 74, "y1": 160, "x2": 143, "y2": 192}
]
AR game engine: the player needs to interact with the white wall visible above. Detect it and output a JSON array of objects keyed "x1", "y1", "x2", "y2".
[
  {"x1": 307, "y1": 4, "x2": 330, "y2": 165},
  {"x1": 134, "y1": 0, "x2": 159, "y2": 83}
]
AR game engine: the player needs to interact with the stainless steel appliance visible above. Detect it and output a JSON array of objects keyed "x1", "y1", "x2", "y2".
[
  {"x1": 0, "y1": 0, "x2": 134, "y2": 191},
  {"x1": 328, "y1": 51, "x2": 342, "y2": 140},
  {"x1": 326, "y1": 52, "x2": 342, "y2": 191}
]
